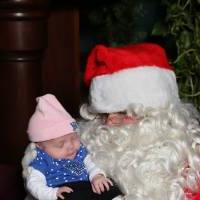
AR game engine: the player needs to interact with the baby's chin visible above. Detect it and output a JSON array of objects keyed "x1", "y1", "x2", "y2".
[
  {"x1": 62, "y1": 152, "x2": 77, "y2": 160},
  {"x1": 53, "y1": 150, "x2": 78, "y2": 160}
]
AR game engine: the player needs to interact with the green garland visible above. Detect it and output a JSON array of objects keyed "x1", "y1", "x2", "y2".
[{"x1": 153, "y1": 0, "x2": 200, "y2": 109}]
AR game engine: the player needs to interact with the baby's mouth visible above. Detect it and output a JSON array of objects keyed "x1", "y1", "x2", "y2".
[{"x1": 66, "y1": 152, "x2": 76, "y2": 159}]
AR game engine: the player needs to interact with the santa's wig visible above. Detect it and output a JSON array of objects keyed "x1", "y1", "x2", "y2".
[{"x1": 80, "y1": 103, "x2": 200, "y2": 200}]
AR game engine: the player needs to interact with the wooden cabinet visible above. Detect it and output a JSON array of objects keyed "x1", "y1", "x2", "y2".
[{"x1": 0, "y1": 0, "x2": 80, "y2": 164}]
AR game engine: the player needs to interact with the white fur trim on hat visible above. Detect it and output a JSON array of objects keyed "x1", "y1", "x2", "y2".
[{"x1": 88, "y1": 66, "x2": 180, "y2": 113}]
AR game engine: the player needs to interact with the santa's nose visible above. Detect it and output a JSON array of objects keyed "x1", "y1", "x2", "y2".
[{"x1": 106, "y1": 113, "x2": 124, "y2": 126}]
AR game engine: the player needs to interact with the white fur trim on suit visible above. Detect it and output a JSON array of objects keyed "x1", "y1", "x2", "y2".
[{"x1": 89, "y1": 66, "x2": 180, "y2": 113}]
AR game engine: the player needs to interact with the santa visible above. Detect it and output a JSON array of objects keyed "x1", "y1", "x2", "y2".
[
  {"x1": 79, "y1": 43, "x2": 200, "y2": 200},
  {"x1": 22, "y1": 43, "x2": 200, "y2": 200}
]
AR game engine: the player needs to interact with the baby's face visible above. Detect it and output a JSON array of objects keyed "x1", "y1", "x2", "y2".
[
  {"x1": 106, "y1": 112, "x2": 140, "y2": 126},
  {"x1": 37, "y1": 132, "x2": 80, "y2": 160}
]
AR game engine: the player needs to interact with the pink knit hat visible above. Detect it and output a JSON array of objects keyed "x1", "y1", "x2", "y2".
[{"x1": 27, "y1": 94, "x2": 78, "y2": 142}]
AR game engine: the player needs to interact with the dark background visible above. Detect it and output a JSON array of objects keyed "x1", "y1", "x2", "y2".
[{"x1": 0, "y1": 0, "x2": 184, "y2": 199}]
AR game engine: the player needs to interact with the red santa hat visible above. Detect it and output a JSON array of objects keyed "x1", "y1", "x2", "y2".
[{"x1": 84, "y1": 43, "x2": 180, "y2": 113}]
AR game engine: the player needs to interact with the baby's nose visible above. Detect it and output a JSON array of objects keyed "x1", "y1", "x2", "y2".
[{"x1": 66, "y1": 142, "x2": 74, "y2": 150}]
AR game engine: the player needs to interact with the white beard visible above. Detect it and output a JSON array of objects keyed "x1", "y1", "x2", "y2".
[{"x1": 79, "y1": 103, "x2": 200, "y2": 200}]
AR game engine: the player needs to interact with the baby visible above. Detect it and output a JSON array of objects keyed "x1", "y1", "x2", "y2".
[{"x1": 23, "y1": 94, "x2": 122, "y2": 200}]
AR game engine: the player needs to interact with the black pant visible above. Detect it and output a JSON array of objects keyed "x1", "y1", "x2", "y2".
[{"x1": 57, "y1": 181, "x2": 122, "y2": 200}]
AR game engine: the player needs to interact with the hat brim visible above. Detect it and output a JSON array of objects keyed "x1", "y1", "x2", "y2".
[{"x1": 88, "y1": 66, "x2": 180, "y2": 113}]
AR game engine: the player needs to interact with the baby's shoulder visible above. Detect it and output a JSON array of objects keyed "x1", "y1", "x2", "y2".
[{"x1": 29, "y1": 149, "x2": 50, "y2": 173}]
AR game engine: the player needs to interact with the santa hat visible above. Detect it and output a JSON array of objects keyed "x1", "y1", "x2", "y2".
[
  {"x1": 27, "y1": 94, "x2": 78, "y2": 142},
  {"x1": 84, "y1": 43, "x2": 180, "y2": 113}
]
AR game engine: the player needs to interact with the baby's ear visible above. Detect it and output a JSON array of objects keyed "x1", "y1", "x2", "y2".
[
  {"x1": 21, "y1": 143, "x2": 37, "y2": 178},
  {"x1": 35, "y1": 142, "x2": 41, "y2": 148}
]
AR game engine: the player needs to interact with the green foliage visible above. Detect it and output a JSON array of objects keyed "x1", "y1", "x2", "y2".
[{"x1": 153, "y1": 0, "x2": 200, "y2": 110}]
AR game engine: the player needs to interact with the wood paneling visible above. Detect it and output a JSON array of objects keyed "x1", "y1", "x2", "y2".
[
  {"x1": 42, "y1": 8, "x2": 80, "y2": 117},
  {"x1": 0, "y1": 0, "x2": 49, "y2": 164},
  {"x1": 0, "y1": 0, "x2": 80, "y2": 164}
]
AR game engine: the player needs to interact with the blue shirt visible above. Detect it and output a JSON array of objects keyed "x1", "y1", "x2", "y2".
[{"x1": 30, "y1": 144, "x2": 89, "y2": 187}]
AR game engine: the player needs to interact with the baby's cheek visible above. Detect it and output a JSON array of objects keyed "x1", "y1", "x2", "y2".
[{"x1": 75, "y1": 140, "x2": 81, "y2": 149}]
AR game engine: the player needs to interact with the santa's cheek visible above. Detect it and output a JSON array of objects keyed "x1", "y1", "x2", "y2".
[{"x1": 123, "y1": 117, "x2": 139, "y2": 125}]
